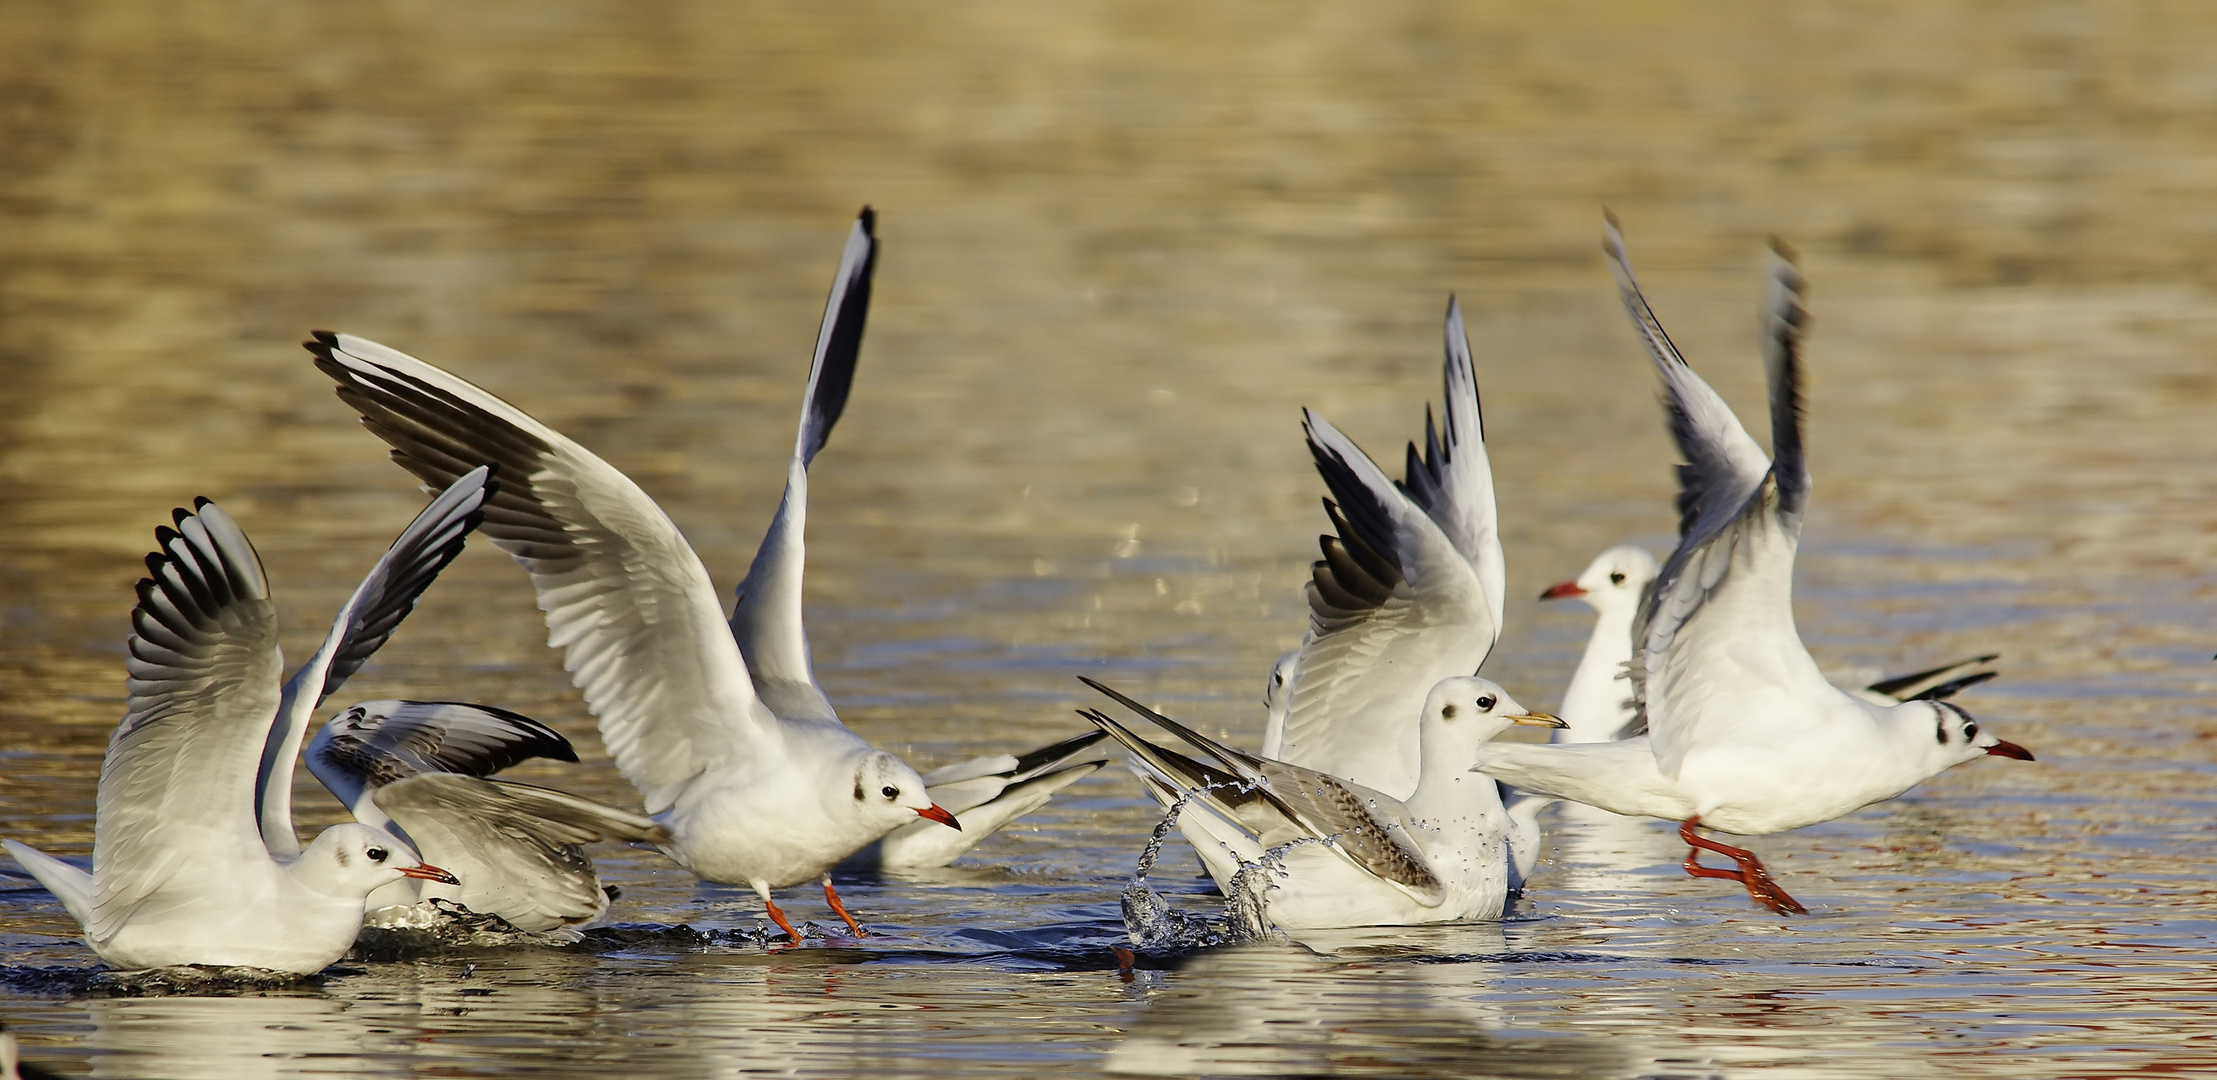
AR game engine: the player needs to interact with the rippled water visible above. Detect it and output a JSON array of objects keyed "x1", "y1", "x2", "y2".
[{"x1": 6, "y1": 2, "x2": 2217, "y2": 1076}]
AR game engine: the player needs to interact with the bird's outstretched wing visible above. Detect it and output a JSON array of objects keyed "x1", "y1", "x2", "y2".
[
  {"x1": 1279, "y1": 301, "x2": 1501, "y2": 797},
  {"x1": 257, "y1": 468, "x2": 495, "y2": 858},
  {"x1": 1618, "y1": 234, "x2": 1813, "y2": 777},
  {"x1": 310, "y1": 333, "x2": 787, "y2": 814},
  {"x1": 93, "y1": 500, "x2": 283, "y2": 941},
  {"x1": 730, "y1": 209, "x2": 878, "y2": 724}
]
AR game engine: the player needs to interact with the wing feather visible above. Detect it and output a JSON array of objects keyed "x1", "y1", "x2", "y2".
[
  {"x1": 308, "y1": 333, "x2": 785, "y2": 814},
  {"x1": 1080, "y1": 681, "x2": 1442, "y2": 902},
  {"x1": 92, "y1": 500, "x2": 282, "y2": 941},
  {"x1": 1623, "y1": 237, "x2": 1817, "y2": 777},
  {"x1": 257, "y1": 468, "x2": 494, "y2": 858},
  {"x1": 730, "y1": 209, "x2": 879, "y2": 724},
  {"x1": 1280, "y1": 414, "x2": 1493, "y2": 797}
]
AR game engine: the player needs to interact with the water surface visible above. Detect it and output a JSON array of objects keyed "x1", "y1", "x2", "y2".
[{"x1": 5, "y1": 2, "x2": 2217, "y2": 1076}]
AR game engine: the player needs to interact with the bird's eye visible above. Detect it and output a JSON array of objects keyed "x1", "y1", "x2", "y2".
[
  {"x1": 881, "y1": 785, "x2": 899, "y2": 799},
  {"x1": 1609, "y1": 571, "x2": 1626, "y2": 585},
  {"x1": 366, "y1": 847, "x2": 388, "y2": 863},
  {"x1": 1963, "y1": 721, "x2": 1978, "y2": 739},
  {"x1": 1476, "y1": 695, "x2": 1497, "y2": 711}
]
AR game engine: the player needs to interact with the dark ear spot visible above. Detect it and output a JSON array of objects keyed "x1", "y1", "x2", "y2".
[
  {"x1": 1441, "y1": 704, "x2": 1457, "y2": 719},
  {"x1": 1935, "y1": 717, "x2": 1948, "y2": 745},
  {"x1": 1609, "y1": 571, "x2": 1626, "y2": 585},
  {"x1": 853, "y1": 778, "x2": 865, "y2": 801}
]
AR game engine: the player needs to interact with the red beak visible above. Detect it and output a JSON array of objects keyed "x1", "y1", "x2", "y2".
[
  {"x1": 399, "y1": 862, "x2": 461, "y2": 885},
  {"x1": 915, "y1": 804, "x2": 961, "y2": 831},
  {"x1": 1983, "y1": 740, "x2": 2034, "y2": 761},
  {"x1": 1539, "y1": 581, "x2": 1585, "y2": 601}
]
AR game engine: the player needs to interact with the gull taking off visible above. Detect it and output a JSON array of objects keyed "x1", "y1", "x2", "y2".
[
  {"x1": 4, "y1": 499, "x2": 457, "y2": 973},
  {"x1": 1473, "y1": 220, "x2": 2032, "y2": 915},
  {"x1": 1086, "y1": 676, "x2": 1562, "y2": 929},
  {"x1": 307, "y1": 223, "x2": 969, "y2": 940},
  {"x1": 1276, "y1": 299, "x2": 1504, "y2": 801},
  {"x1": 307, "y1": 700, "x2": 669, "y2": 931},
  {"x1": 724, "y1": 208, "x2": 1104, "y2": 871}
]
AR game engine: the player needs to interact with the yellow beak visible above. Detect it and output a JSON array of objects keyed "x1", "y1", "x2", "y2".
[{"x1": 1508, "y1": 712, "x2": 1567, "y2": 729}]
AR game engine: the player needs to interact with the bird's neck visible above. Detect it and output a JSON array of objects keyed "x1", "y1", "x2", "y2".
[{"x1": 1557, "y1": 599, "x2": 1639, "y2": 741}]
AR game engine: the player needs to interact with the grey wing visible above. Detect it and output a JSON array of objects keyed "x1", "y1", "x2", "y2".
[
  {"x1": 918, "y1": 730, "x2": 1108, "y2": 812},
  {"x1": 258, "y1": 467, "x2": 494, "y2": 858},
  {"x1": 1080, "y1": 680, "x2": 1444, "y2": 903},
  {"x1": 371, "y1": 774, "x2": 666, "y2": 930},
  {"x1": 1280, "y1": 409, "x2": 1493, "y2": 795},
  {"x1": 1400, "y1": 298, "x2": 1503, "y2": 620},
  {"x1": 729, "y1": 209, "x2": 878, "y2": 725},
  {"x1": 1861, "y1": 655, "x2": 2000, "y2": 704},
  {"x1": 310, "y1": 333, "x2": 788, "y2": 815},
  {"x1": 92, "y1": 500, "x2": 284, "y2": 941},
  {"x1": 875, "y1": 733, "x2": 1107, "y2": 870},
  {"x1": 1081, "y1": 705, "x2": 1445, "y2": 909},
  {"x1": 1603, "y1": 215, "x2": 1773, "y2": 538},
  {"x1": 1631, "y1": 243, "x2": 1812, "y2": 777},
  {"x1": 307, "y1": 700, "x2": 579, "y2": 814}
]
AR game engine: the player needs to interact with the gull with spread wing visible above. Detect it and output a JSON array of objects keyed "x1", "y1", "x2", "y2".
[
  {"x1": 1276, "y1": 298, "x2": 1504, "y2": 801},
  {"x1": 724, "y1": 209, "x2": 1104, "y2": 871},
  {"x1": 306, "y1": 223, "x2": 975, "y2": 941},
  {"x1": 3, "y1": 499, "x2": 459, "y2": 973},
  {"x1": 1086, "y1": 676, "x2": 1562, "y2": 930},
  {"x1": 1473, "y1": 220, "x2": 2032, "y2": 915}
]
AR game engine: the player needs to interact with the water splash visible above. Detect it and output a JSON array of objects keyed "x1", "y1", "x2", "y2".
[{"x1": 1119, "y1": 786, "x2": 1292, "y2": 954}]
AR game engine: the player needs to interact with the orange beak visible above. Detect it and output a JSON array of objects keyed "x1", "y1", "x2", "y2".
[
  {"x1": 1984, "y1": 741, "x2": 2034, "y2": 761},
  {"x1": 1539, "y1": 581, "x2": 1585, "y2": 601},
  {"x1": 915, "y1": 804, "x2": 961, "y2": 831},
  {"x1": 399, "y1": 863, "x2": 461, "y2": 885}
]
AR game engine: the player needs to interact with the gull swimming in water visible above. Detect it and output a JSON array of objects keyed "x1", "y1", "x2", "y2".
[
  {"x1": 1472, "y1": 220, "x2": 2033, "y2": 915},
  {"x1": 723, "y1": 208, "x2": 1105, "y2": 871},
  {"x1": 1086, "y1": 676, "x2": 1562, "y2": 929},
  {"x1": 1275, "y1": 298, "x2": 1504, "y2": 801},
  {"x1": 307, "y1": 699, "x2": 669, "y2": 931},
  {"x1": 3, "y1": 498, "x2": 458, "y2": 973}
]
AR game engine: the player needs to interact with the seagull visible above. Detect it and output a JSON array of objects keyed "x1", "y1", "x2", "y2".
[
  {"x1": 307, "y1": 699, "x2": 670, "y2": 931},
  {"x1": 1275, "y1": 298, "x2": 1504, "y2": 801},
  {"x1": 1471, "y1": 220, "x2": 2033, "y2": 915},
  {"x1": 1536, "y1": 545, "x2": 1662, "y2": 744},
  {"x1": 2, "y1": 498, "x2": 459, "y2": 974},
  {"x1": 1507, "y1": 555, "x2": 2000, "y2": 890},
  {"x1": 305, "y1": 264, "x2": 966, "y2": 942},
  {"x1": 1084, "y1": 676, "x2": 1563, "y2": 929},
  {"x1": 723, "y1": 208, "x2": 1104, "y2": 871}
]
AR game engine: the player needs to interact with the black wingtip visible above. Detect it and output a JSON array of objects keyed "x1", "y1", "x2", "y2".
[{"x1": 856, "y1": 205, "x2": 876, "y2": 234}]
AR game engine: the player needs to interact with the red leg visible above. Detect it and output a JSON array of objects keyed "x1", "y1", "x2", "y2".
[
  {"x1": 821, "y1": 876, "x2": 866, "y2": 937},
  {"x1": 1678, "y1": 817, "x2": 1808, "y2": 916},
  {"x1": 762, "y1": 895, "x2": 803, "y2": 944}
]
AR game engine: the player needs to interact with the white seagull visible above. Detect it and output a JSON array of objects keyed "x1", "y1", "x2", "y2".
[
  {"x1": 3, "y1": 499, "x2": 458, "y2": 974},
  {"x1": 1085, "y1": 676, "x2": 1563, "y2": 929},
  {"x1": 1275, "y1": 298, "x2": 1504, "y2": 801},
  {"x1": 724, "y1": 208, "x2": 1104, "y2": 871},
  {"x1": 306, "y1": 248, "x2": 974, "y2": 940},
  {"x1": 1472, "y1": 220, "x2": 2033, "y2": 915},
  {"x1": 1536, "y1": 545, "x2": 1662, "y2": 744},
  {"x1": 307, "y1": 699, "x2": 669, "y2": 931}
]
